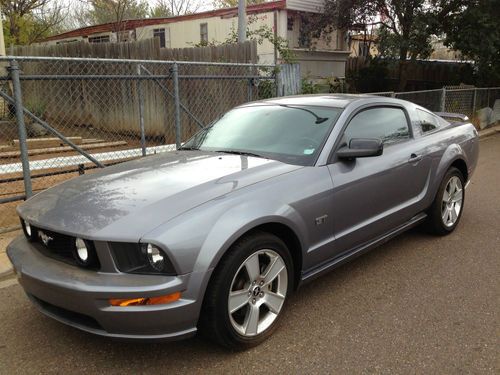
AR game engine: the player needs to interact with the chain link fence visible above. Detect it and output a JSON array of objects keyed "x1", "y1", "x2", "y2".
[
  {"x1": 0, "y1": 56, "x2": 276, "y2": 231},
  {"x1": 0, "y1": 55, "x2": 499, "y2": 233},
  {"x1": 370, "y1": 87, "x2": 500, "y2": 118}
]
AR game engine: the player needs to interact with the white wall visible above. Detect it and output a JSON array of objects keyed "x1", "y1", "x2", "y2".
[{"x1": 136, "y1": 11, "x2": 277, "y2": 64}]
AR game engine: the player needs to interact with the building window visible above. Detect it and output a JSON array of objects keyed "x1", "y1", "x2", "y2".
[
  {"x1": 153, "y1": 28, "x2": 166, "y2": 48},
  {"x1": 88, "y1": 35, "x2": 110, "y2": 44},
  {"x1": 287, "y1": 16, "x2": 294, "y2": 31},
  {"x1": 56, "y1": 39, "x2": 78, "y2": 45},
  {"x1": 200, "y1": 23, "x2": 208, "y2": 43}
]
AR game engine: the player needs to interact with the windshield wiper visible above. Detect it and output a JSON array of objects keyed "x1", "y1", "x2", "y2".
[
  {"x1": 178, "y1": 146, "x2": 200, "y2": 151},
  {"x1": 215, "y1": 150, "x2": 266, "y2": 158}
]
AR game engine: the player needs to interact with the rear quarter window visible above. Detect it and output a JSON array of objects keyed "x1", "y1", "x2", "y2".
[{"x1": 417, "y1": 109, "x2": 440, "y2": 133}]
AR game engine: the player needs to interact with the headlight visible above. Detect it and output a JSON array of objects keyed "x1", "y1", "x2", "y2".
[
  {"x1": 73, "y1": 237, "x2": 98, "y2": 267},
  {"x1": 146, "y1": 244, "x2": 165, "y2": 272},
  {"x1": 109, "y1": 242, "x2": 176, "y2": 275}
]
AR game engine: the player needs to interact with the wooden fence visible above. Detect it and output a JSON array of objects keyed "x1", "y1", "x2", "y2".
[
  {"x1": 13, "y1": 38, "x2": 258, "y2": 64},
  {"x1": 346, "y1": 56, "x2": 474, "y2": 92}
]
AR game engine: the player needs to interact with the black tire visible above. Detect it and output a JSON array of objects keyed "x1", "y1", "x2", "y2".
[
  {"x1": 199, "y1": 231, "x2": 294, "y2": 350},
  {"x1": 426, "y1": 167, "x2": 465, "y2": 235}
]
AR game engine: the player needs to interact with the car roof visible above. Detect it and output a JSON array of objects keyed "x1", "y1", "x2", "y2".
[{"x1": 242, "y1": 94, "x2": 391, "y2": 109}]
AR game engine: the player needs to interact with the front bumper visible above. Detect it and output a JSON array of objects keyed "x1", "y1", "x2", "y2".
[{"x1": 7, "y1": 236, "x2": 205, "y2": 342}]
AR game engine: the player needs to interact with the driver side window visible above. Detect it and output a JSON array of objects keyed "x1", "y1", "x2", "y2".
[{"x1": 343, "y1": 107, "x2": 410, "y2": 146}]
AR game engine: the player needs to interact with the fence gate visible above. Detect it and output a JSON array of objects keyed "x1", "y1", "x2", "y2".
[{"x1": 277, "y1": 64, "x2": 301, "y2": 97}]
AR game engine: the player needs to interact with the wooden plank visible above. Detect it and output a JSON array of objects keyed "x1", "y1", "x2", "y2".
[
  {"x1": 13, "y1": 137, "x2": 83, "y2": 148},
  {"x1": 0, "y1": 141, "x2": 128, "y2": 159},
  {"x1": 81, "y1": 138, "x2": 105, "y2": 144}
]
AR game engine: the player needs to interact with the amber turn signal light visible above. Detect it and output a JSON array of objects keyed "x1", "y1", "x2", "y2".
[{"x1": 110, "y1": 291, "x2": 181, "y2": 307}]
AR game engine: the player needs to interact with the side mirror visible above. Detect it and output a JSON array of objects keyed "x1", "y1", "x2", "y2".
[{"x1": 337, "y1": 138, "x2": 383, "y2": 160}]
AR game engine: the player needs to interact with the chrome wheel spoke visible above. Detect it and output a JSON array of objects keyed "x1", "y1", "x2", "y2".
[
  {"x1": 229, "y1": 290, "x2": 249, "y2": 313},
  {"x1": 442, "y1": 190, "x2": 450, "y2": 203},
  {"x1": 450, "y1": 206, "x2": 458, "y2": 222},
  {"x1": 244, "y1": 253, "x2": 261, "y2": 281},
  {"x1": 441, "y1": 207, "x2": 448, "y2": 222},
  {"x1": 244, "y1": 305, "x2": 260, "y2": 335},
  {"x1": 263, "y1": 256, "x2": 285, "y2": 285},
  {"x1": 264, "y1": 292, "x2": 285, "y2": 314},
  {"x1": 452, "y1": 189, "x2": 463, "y2": 203}
]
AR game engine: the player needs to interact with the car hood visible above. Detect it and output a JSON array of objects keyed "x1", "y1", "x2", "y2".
[{"x1": 18, "y1": 151, "x2": 301, "y2": 240}]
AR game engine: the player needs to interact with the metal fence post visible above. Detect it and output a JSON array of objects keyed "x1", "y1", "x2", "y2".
[
  {"x1": 172, "y1": 63, "x2": 182, "y2": 149},
  {"x1": 440, "y1": 87, "x2": 446, "y2": 112},
  {"x1": 472, "y1": 88, "x2": 477, "y2": 116},
  {"x1": 136, "y1": 64, "x2": 146, "y2": 156},
  {"x1": 247, "y1": 79, "x2": 253, "y2": 102},
  {"x1": 275, "y1": 66, "x2": 282, "y2": 97},
  {"x1": 9, "y1": 59, "x2": 33, "y2": 198}
]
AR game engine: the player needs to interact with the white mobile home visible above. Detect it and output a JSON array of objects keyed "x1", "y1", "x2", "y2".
[{"x1": 41, "y1": 1, "x2": 350, "y2": 79}]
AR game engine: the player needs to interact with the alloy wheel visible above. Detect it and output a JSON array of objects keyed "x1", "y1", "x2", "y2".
[
  {"x1": 441, "y1": 176, "x2": 463, "y2": 227},
  {"x1": 228, "y1": 249, "x2": 288, "y2": 337}
]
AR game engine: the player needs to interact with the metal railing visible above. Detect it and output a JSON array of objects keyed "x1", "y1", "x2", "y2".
[
  {"x1": 369, "y1": 87, "x2": 500, "y2": 118},
  {"x1": 0, "y1": 56, "x2": 277, "y2": 231}
]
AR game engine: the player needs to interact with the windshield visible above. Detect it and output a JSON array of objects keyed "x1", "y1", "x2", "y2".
[{"x1": 181, "y1": 104, "x2": 342, "y2": 166}]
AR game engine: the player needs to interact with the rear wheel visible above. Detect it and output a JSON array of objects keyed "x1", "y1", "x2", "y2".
[
  {"x1": 426, "y1": 167, "x2": 465, "y2": 235},
  {"x1": 200, "y1": 231, "x2": 293, "y2": 349}
]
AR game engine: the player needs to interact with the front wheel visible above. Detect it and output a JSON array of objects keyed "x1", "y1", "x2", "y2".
[
  {"x1": 426, "y1": 167, "x2": 465, "y2": 235},
  {"x1": 200, "y1": 232, "x2": 293, "y2": 349}
]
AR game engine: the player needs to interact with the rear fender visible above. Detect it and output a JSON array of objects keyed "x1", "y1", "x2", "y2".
[{"x1": 432, "y1": 143, "x2": 468, "y2": 199}]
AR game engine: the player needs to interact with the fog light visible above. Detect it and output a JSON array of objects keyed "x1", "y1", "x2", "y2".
[
  {"x1": 76, "y1": 238, "x2": 88, "y2": 261},
  {"x1": 109, "y1": 292, "x2": 181, "y2": 307},
  {"x1": 24, "y1": 220, "x2": 32, "y2": 236},
  {"x1": 21, "y1": 219, "x2": 35, "y2": 242},
  {"x1": 146, "y1": 244, "x2": 165, "y2": 272}
]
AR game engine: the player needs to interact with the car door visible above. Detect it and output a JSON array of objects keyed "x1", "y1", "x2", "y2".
[{"x1": 326, "y1": 105, "x2": 432, "y2": 256}]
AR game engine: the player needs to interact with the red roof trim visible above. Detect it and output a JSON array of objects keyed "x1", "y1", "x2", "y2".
[{"x1": 44, "y1": 1, "x2": 287, "y2": 42}]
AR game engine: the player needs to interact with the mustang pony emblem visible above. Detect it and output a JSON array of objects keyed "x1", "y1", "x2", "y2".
[{"x1": 38, "y1": 231, "x2": 53, "y2": 246}]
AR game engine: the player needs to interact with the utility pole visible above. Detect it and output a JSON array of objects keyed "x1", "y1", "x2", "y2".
[
  {"x1": 0, "y1": 6, "x2": 6, "y2": 56},
  {"x1": 238, "y1": 0, "x2": 247, "y2": 43}
]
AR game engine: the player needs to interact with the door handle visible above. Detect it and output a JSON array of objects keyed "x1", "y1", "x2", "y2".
[{"x1": 408, "y1": 153, "x2": 423, "y2": 163}]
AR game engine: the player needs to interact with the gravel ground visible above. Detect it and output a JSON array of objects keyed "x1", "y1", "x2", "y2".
[{"x1": 0, "y1": 134, "x2": 498, "y2": 374}]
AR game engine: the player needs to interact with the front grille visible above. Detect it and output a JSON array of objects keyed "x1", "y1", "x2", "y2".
[{"x1": 29, "y1": 225, "x2": 100, "y2": 270}]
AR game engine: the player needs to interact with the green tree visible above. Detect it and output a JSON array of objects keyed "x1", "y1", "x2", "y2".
[
  {"x1": 148, "y1": 0, "x2": 172, "y2": 17},
  {"x1": 74, "y1": 0, "x2": 149, "y2": 27},
  {"x1": 161, "y1": 0, "x2": 202, "y2": 16},
  {"x1": 305, "y1": 0, "x2": 466, "y2": 90},
  {"x1": 1, "y1": 0, "x2": 66, "y2": 45},
  {"x1": 443, "y1": 0, "x2": 500, "y2": 86}
]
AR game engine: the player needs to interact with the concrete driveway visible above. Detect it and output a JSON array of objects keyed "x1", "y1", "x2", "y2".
[{"x1": 0, "y1": 134, "x2": 498, "y2": 374}]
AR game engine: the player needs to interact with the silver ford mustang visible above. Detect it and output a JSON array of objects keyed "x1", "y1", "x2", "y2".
[{"x1": 7, "y1": 95, "x2": 479, "y2": 349}]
